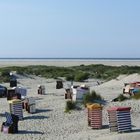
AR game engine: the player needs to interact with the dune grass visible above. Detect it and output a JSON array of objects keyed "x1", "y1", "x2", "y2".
[
  {"x1": 132, "y1": 92, "x2": 140, "y2": 100},
  {"x1": 83, "y1": 90, "x2": 103, "y2": 106},
  {"x1": 112, "y1": 94, "x2": 129, "y2": 102},
  {"x1": 65, "y1": 100, "x2": 76, "y2": 113},
  {"x1": 1, "y1": 64, "x2": 140, "y2": 83}
]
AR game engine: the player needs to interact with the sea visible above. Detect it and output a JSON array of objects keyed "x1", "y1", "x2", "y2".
[{"x1": 0, "y1": 58, "x2": 140, "y2": 61}]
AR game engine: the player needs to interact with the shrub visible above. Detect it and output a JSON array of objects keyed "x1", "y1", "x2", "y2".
[
  {"x1": 132, "y1": 92, "x2": 140, "y2": 100},
  {"x1": 83, "y1": 90, "x2": 103, "y2": 106},
  {"x1": 91, "y1": 90, "x2": 103, "y2": 100},
  {"x1": 0, "y1": 69, "x2": 10, "y2": 83},
  {"x1": 1, "y1": 70, "x2": 10, "y2": 77},
  {"x1": 112, "y1": 94, "x2": 129, "y2": 102},
  {"x1": 74, "y1": 72, "x2": 89, "y2": 82},
  {"x1": 0, "y1": 76, "x2": 10, "y2": 83},
  {"x1": 83, "y1": 93, "x2": 92, "y2": 106},
  {"x1": 65, "y1": 100, "x2": 76, "y2": 112},
  {"x1": 95, "y1": 73, "x2": 102, "y2": 79},
  {"x1": 65, "y1": 74, "x2": 74, "y2": 81}
]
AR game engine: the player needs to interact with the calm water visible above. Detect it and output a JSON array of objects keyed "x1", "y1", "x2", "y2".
[{"x1": 0, "y1": 58, "x2": 140, "y2": 61}]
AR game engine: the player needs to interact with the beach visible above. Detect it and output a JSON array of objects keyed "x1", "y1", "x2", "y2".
[
  {"x1": 0, "y1": 59, "x2": 140, "y2": 67},
  {"x1": 0, "y1": 60, "x2": 140, "y2": 140}
]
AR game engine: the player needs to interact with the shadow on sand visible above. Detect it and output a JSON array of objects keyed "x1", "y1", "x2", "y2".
[
  {"x1": 35, "y1": 108, "x2": 53, "y2": 114},
  {"x1": 131, "y1": 125, "x2": 140, "y2": 133},
  {"x1": 132, "y1": 129, "x2": 140, "y2": 133},
  {"x1": 0, "y1": 113, "x2": 5, "y2": 117},
  {"x1": 23, "y1": 115, "x2": 49, "y2": 120},
  {"x1": 34, "y1": 97, "x2": 44, "y2": 100},
  {"x1": 102, "y1": 125, "x2": 109, "y2": 129},
  {"x1": 18, "y1": 130, "x2": 44, "y2": 135}
]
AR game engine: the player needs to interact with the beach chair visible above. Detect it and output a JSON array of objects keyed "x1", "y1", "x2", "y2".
[
  {"x1": 0, "y1": 85, "x2": 7, "y2": 97},
  {"x1": 9, "y1": 99, "x2": 23, "y2": 120},
  {"x1": 86, "y1": 103, "x2": 102, "y2": 129},
  {"x1": 15, "y1": 87, "x2": 27, "y2": 99},
  {"x1": 107, "y1": 107, "x2": 132, "y2": 133},
  {"x1": 10, "y1": 78, "x2": 17, "y2": 87},
  {"x1": 1, "y1": 112, "x2": 19, "y2": 134},
  {"x1": 23, "y1": 97, "x2": 36, "y2": 113},
  {"x1": 7, "y1": 89, "x2": 21, "y2": 100},
  {"x1": 65, "y1": 88, "x2": 72, "y2": 100},
  {"x1": 38, "y1": 85, "x2": 45, "y2": 95},
  {"x1": 27, "y1": 97, "x2": 36, "y2": 113},
  {"x1": 56, "y1": 80, "x2": 63, "y2": 89}
]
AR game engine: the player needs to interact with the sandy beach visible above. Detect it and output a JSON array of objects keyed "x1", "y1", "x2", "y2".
[
  {"x1": 0, "y1": 59, "x2": 140, "y2": 67},
  {"x1": 0, "y1": 60, "x2": 140, "y2": 140}
]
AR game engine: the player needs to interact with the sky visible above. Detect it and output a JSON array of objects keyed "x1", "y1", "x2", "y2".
[{"x1": 0, "y1": 0, "x2": 140, "y2": 58}]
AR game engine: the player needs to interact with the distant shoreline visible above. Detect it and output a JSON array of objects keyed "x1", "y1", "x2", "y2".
[
  {"x1": 0, "y1": 58, "x2": 140, "y2": 61},
  {"x1": 0, "y1": 59, "x2": 140, "y2": 67}
]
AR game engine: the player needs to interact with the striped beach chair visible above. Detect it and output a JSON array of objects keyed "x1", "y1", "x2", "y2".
[
  {"x1": 8, "y1": 99, "x2": 23, "y2": 120},
  {"x1": 107, "y1": 107, "x2": 132, "y2": 133},
  {"x1": 86, "y1": 103, "x2": 102, "y2": 129}
]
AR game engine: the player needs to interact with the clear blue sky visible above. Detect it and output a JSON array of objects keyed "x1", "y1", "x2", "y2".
[{"x1": 0, "y1": 0, "x2": 140, "y2": 58}]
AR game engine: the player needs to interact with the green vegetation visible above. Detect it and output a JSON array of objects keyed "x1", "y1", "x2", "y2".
[
  {"x1": 132, "y1": 92, "x2": 140, "y2": 100},
  {"x1": 112, "y1": 93, "x2": 140, "y2": 102},
  {"x1": 0, "y1": 64, "x2": 140, "y2": 83},
  {"x1": 83, "y1": 90, "x2": 103, "y2": 106},
  {"x1": 74, "y1": 72, "x2": 89, "y2": 82},
  {"x1": 65, "y1": 74, "x2": 74, "y2": 81},
  {"x1": 112, "y1": 94, "x2": 129, "y2": 102},
  {"x1": 65, "y1": 100, "x2": 76, "y2": 112},
  {"x1": 0, "y1": 68, "x2": 11, "y2": 82}
]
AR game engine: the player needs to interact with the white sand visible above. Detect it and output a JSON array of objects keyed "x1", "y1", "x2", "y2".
[{"x1": 0, "y1": 60, "x2": 140, "y2": 140}]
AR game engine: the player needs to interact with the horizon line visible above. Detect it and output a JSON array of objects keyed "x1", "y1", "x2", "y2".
[{"x1": 0, "y1": 57, "x2": 140, "y2": 60}]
